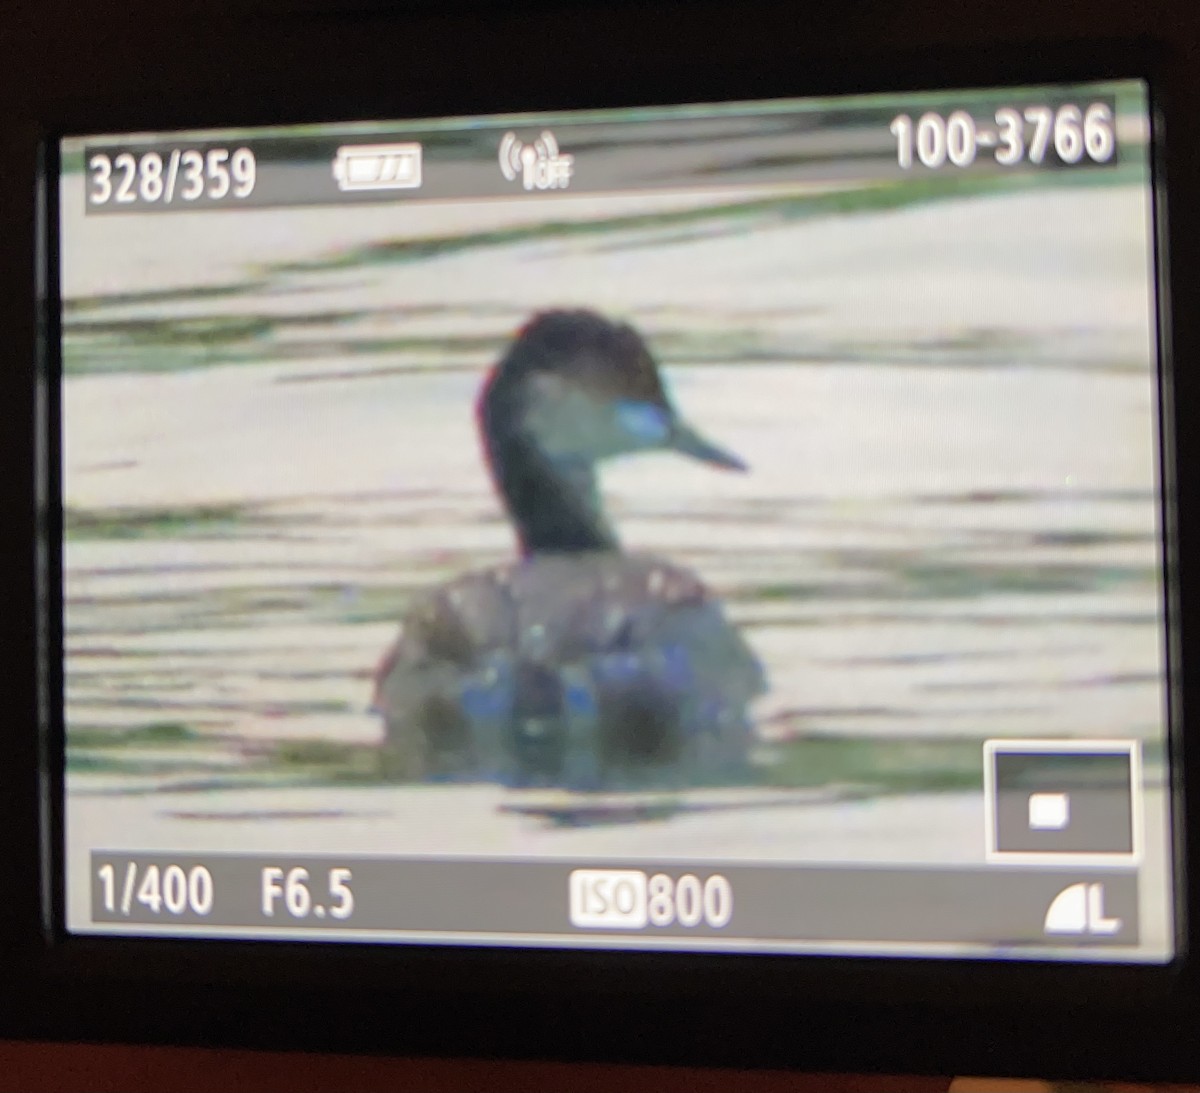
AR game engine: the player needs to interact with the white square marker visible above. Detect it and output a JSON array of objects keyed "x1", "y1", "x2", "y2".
[{"x1": 1028, "y1": 791, "x2": 1070, "y2": 831}]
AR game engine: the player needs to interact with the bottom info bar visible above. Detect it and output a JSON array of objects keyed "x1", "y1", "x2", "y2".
[{"x1": 89, "y1": 853, "x2": 1139, "y2": 948}]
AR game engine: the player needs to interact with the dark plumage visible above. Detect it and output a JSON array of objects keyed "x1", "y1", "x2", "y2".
[{"x1": 373, "y1": 309, "x2": 766, "y2": 789}]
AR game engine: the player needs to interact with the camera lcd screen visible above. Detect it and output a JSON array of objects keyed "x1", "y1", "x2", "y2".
[{"x1": 57, "y1": 78, "x2": 1173, "y2": 960}]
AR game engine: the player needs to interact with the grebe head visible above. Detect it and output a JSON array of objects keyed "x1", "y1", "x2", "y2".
[
  {"x1": 477, "y1": 310, "x2": 746, "y2": 557},
  {"x1": 480, "y1": 309, "x2": 746, "y2": 473}
]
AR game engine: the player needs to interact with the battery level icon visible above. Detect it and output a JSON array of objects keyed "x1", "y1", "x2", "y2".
[{"x1": 332, "y1": 142, "x2": 422, "y2": 192}]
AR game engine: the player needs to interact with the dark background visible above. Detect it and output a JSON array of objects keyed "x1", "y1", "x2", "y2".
[{"x1": 2, "y1": 0, "x2": 1199, "y2": 1087}]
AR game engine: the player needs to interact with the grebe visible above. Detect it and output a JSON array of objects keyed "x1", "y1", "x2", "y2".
[{"x1": 373, "y1": 309, "x2": 766, "y2": 789}]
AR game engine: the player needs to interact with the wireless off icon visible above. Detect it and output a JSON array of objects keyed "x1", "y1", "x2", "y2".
[{"x1": 499, "y1": 130, "x2": 574, "y2": 191}]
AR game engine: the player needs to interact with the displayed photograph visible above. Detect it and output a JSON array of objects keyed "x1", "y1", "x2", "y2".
[{"x1": 60, "y1": 85, "x2": 1169, "y2": 948}]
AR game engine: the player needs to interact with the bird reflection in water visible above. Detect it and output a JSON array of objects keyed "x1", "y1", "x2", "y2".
[{"x1": 372, "y1": 310, "x2": 766, "y2": 791}]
